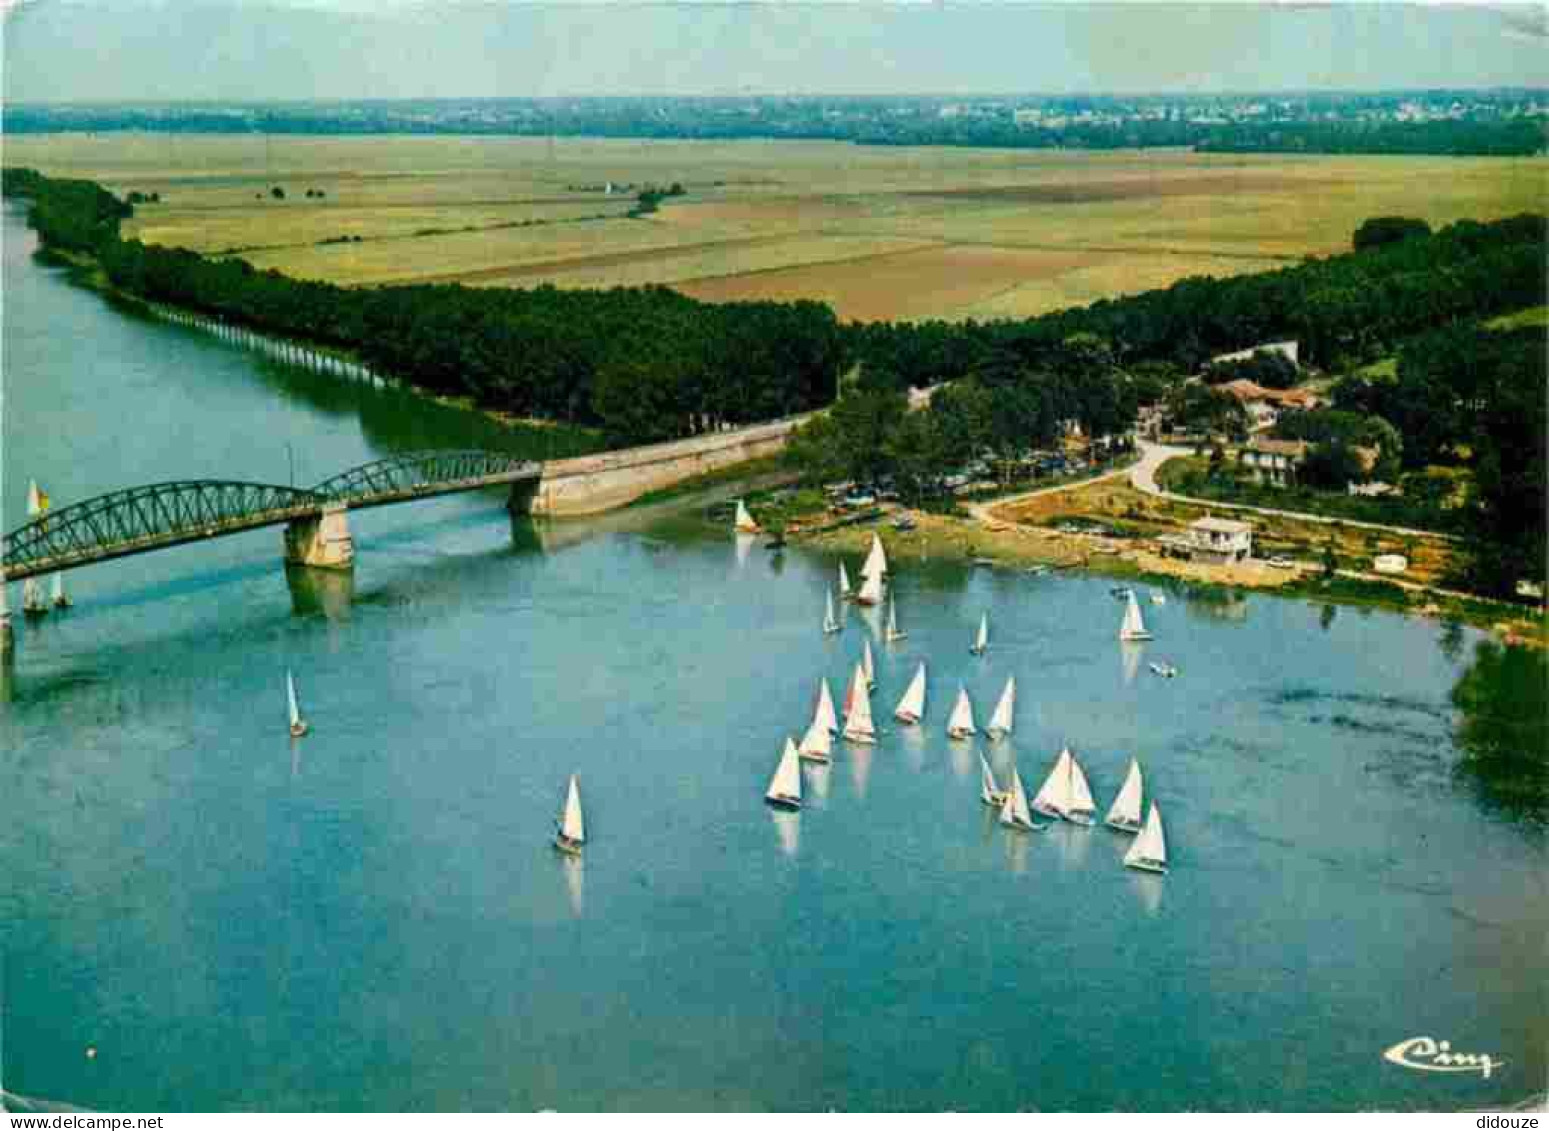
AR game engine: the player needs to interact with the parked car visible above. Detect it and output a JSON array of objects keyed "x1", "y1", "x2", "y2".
[
  {"x1": 843, "y1": 492, "x2": 877, "y2": 508},
  {"x1": 1267, "y1": 556, "x2": 1296, "y2": 569}
]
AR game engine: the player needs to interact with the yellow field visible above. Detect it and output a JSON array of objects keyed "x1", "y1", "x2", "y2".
[{"x1": 7, "y1": 133, "x2": 1545, "y2": 321}]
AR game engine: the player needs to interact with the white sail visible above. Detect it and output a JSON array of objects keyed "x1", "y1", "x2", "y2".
[
  {"x1": 22, "y1": 578, "x2": 46, "y2": 613},
  {"x1": 1105, "y1": 759, "x2": 1145, "y2": 831},
  {"x1": 862, "y1": 639, "x2": 876, "y2": 687},
  {"x1": 766, "y1": 738, "x2": 803, "y2": 805},
  {"x1": 1124, "y1": 802, "x2": 1168, "y2": 872},
  {"x1": 50, "y1": 572, "x2": 69, "y2": 608},
  {"x1": 816, "y1": 678, "x2": 838, "y2": 734},
  {"x1": 856, "y1": 569, "x2": 883, "y2": 606},
  {"x1": 894, "y1": 662, "x2": 926, "y2": 723},
  {"x1": 884, "y1": 596, "x2": 906, "y2": 642},
  {"x1": 843, "y1": 663, "x2": 876, "y2": 743},
  {"x1": 734, "y1": 499, "x2": 759, "y2": 533},
  {"x1": 1000, "y1": 767, "x2": 1037, "y2": 829},
  {"x1": 971, "y1": 613, "x2": 988, "y2": 654},
  {"x1": 843, "y1": 663, "x2": 863, "y2": 720},
  {"x1": 1067, "y1": 753, "x2": 1097, "y2": 820},
  {"x1": 862, "y1": 533, "x2": 888, "y2": 580},
  {"x1": 823, "y1": 589, "x2": 840, "y2": 634},
  {"x1": 946, "y1": 686, "x2": 975, "y2": 737},
  {"x1": 287, "y1": 670, "x2": 303, "y2": 729},
  {"x1": 838, "y1": 561, "x2": 852, "y2": 599},
  {"x1": 987, "y1": 676, "x2": 1015, "y2": 738},
  {"x1": 798, "y1": 715, "x2": 832, "y2": 762},
  {"x1": 561, "y1": 774, "x2": 586, "y2": 843},
  {"x1": 1032, "y1": 748, "x2": 1072, "y2": 817},
  {"x1": 26, "y1": 482, "x2": 52, "y2": 613},
  {"x1": 1119, "y1": 591, "x2": 1153, "y2": 641},
  {"x1": 979, "y1": 751, "x2": 1004, "y2": 804}
]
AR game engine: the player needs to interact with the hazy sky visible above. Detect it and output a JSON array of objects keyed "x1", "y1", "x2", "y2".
[{"x1": 3, "y1": 1, "x2": 1546, "y2": 103}]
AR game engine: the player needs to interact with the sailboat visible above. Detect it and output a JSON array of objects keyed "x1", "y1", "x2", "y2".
[
  {"x1": 842, "y1": 662, "x2": 877, "y2": 744},
  {"x1": 861, "y1": 639, "x2": 876, "y2": 689},
  {"x1": 1031, "y1": 748, "x2": 1069, "y2": 819},
  {"x1": 865, "y1": 532, "x2": 888, "y2": 577},
  {"x1": 822, "y1": 589, "x2": 841, "y2": 635},
  {"x1": 798, "y1": 710, "x2": 833, "y2": 763},
  {"x1": 970, "y1": 612, "x2": 989, "y2": 656},
  {"x1": 51, "y1": 572, "x2": 71, "y2": 609},
  {"x1": 22, "y1": 480, "x2": 49, "y2": 615},
  {"x1": 998, "y1": 767, "x2": 1043, "y2": 832},
  {"x1": 986, "y1": 676, "x2": 1015, "y2": 740},
  {"x1": 1123, "y1": 802, "x2": 1169, "y2": 873},
  {"x1": 1119, "y1": 590, "x2": 1153, "y2": 642},
  {"x1": 979, "y1": 751, "x2": 1008, "y2": 807},
  {"x1": 1104, "y1": 758, "x2": 1145, "y2": 833},
  {"x1": 816, "y1": 678, "x2": 839, "y2": 735},
  {"x1": 1031, "y1": 747, "x2": 1097, "y2": 825},
  {"x1": 862, "y1": 533, "x2": 888, "y2": 582},
  {"x1": 286, "y1": 669, "x2": 309, "y2": 737},
  {"x1": 734, "y1": 499, "x2": 760, "y2": 534},
  {"x1": 884, "y1": 595, "x2": 907, "y2": 643},
  {"x1": 765, "y1": 738, "x2": 803, "y2": 809},
  {"x1": 838, "y1": 561, "x2": 853, "y2": 601},
  {"x1": 894, "y1": 662, "x2": 926, "y2": 724},
  {"x1": 856, "y1": 567, "x2": 883, "y2": 607},
  {"x1": 946, "y1": 685, "x2": 976, "y2": 739},
  {"x1": 554, "y1": 774, "x2": 586, "y2": 854}
]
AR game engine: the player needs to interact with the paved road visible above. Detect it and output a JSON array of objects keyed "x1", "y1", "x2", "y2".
[{"x1": 1127, "y1": 441, "x2": 1458, "y2": 542}]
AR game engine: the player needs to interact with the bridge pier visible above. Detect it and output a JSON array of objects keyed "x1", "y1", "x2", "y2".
[
  {"x1": 507, "y1": 476, "x2": 540, "y2": 516},
  {"x1": 283, "y1": 502, "x2": 355, "y2": 570}
]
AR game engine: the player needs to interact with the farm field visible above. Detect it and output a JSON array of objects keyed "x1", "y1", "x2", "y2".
[{"x1": 7, "y1": 133, "x2": 1545, "y2": 321}]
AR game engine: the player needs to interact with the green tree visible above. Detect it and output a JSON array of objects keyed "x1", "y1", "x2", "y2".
[{"x1": 1353, "y1": 216, "x2": 1431, "y2": 253}]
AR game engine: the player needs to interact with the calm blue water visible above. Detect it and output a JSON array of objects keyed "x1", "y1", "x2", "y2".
[{"x1": 3, "y1": 206, "x2": 1544, "y2": 1111}]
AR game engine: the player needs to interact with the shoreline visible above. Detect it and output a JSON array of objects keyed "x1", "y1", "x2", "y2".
[
  {"x1": 33, "y1": 243, "x2": 611, "y2": 455},
  {"x1": 773, "y1": 499, "x2": 1545, "y2": 646}
]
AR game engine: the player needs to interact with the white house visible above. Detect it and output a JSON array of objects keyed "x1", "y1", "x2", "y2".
[{"x1": 1187, "y1": 517, "x2": 1253, "y2": 564}]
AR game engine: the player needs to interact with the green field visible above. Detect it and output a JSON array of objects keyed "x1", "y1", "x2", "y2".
[{"x1": 7, "y1": 133, "x2": 1545, "y2": 322}]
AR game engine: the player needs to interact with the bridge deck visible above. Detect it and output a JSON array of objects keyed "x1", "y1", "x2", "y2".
[{"x1": 3, "y1": 453, "x2": 541, "y2": 583}]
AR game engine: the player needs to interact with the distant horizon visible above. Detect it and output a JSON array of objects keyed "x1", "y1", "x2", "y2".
[{"x1": 8, "y1": 84, "x2": 1549, "y2": 109}]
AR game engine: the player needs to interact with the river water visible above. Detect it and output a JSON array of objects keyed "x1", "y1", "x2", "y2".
[{"x1": 3, "y1": 205, "x2": 1544, "y2": 1112}]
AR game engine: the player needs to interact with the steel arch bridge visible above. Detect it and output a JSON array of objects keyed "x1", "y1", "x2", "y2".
[{"x1": 2, "y1": 450, "x2": 541, "y2": 582}]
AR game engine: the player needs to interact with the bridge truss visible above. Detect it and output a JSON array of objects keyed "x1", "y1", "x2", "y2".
[{"x1": 2, "y1": 451, "x2": 541, "y2": 582}]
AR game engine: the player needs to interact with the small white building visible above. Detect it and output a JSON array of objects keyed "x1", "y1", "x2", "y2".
[{"x1": 1187, "y1": 517, "x2": 1253, "y2": 564}]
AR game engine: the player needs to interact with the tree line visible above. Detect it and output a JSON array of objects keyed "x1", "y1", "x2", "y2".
[
  {"x1": 7, "y1": 98, "x2": 1544, "y2": 156},
  {"x1": 3, "y1": 167, "x2": 845, "y2": 447},
  {"x1": 840, "y1": 212, "x2": 1547, "y2": 382}
]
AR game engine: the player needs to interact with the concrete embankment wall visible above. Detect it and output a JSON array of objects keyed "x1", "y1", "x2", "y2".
[{"x1": 533, "y1": 414, "x2": 812, "y2": 517}]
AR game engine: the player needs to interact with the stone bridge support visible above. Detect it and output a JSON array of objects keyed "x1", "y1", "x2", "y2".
[{"x1": 283, "y1": 502, "x2": 355, "y2": 570}]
